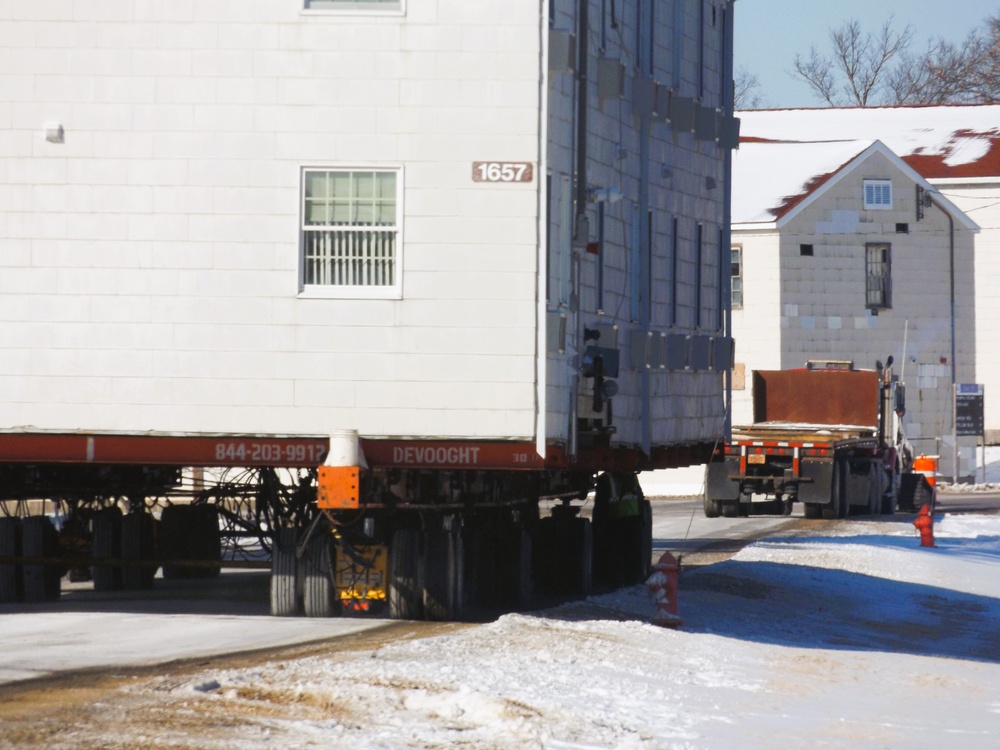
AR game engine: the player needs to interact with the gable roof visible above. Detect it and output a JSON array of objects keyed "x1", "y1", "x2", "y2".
[
  {"x1": 738, "y1": 104, "x2": 1000, "y2": 182},
  {"x1": 732, "y1": 138, "x2": 977, "y2": 231}
]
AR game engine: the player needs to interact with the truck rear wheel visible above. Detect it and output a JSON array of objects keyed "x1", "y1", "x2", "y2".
[
  {"x1": 270, "y1": 526, "x2": 302, "y2": 617},
  {"x1": 703, "y1": 497, "x2": 722, "y2": 518},
  {"x1": 721, "y1": 501, "x2": 739, "y2": 518},
  {"x1": 22, "y1": 516, "x2": 61, "y2": 603},
  {"x1": 803, "y1": 503, "x2": 822, "y2": 519},
  {"x1": 303, "y1": 533, "x2": 338, "y2": 618},
  {"x1": 422, "y1": 528, "x2": 463, "y2": 621},
  {"x1": 388, "y1": 528, "x2": 423, "y2": 620},
  {"x1": 121, "y1": 512, "x2": 157, "y2": 590},
  {"x1": 161, "y1": 504, "x2": 220, "y2": 580},
  {"x1": 0, "y1": 517, "x2": 23, "y2": 603},
  {"x1": 91, "y1": 507, "x2": 122, "y2": 592}
]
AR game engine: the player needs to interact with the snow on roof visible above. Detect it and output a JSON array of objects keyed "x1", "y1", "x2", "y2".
[
  {"x1": 738, "y1": 104, "x2": 1000, "y2": 181},
  {"x1": 732, "y1": 138, "x2": 874, "y2": 225}
]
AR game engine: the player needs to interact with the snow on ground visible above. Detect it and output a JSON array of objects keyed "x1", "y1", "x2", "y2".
[{"x1": 63, "y1": 512, "x2": 1000, "y2": 750}]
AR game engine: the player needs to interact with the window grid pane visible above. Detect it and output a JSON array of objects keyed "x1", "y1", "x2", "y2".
[
  {"x1": 730, "y1": 246, "x2": 743, "y2": 309},
  {"x1": 302, "y1": 169, "x2": 399, "y2": 288},
  {"x1": 304, "y1": 229, "x2": 396, "y2": 286},
  {"x1": 866, "y1": 243, "x2": 891, "y2": 308}
]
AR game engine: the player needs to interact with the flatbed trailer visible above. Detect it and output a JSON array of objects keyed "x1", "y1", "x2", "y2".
[{"x1": 0, "y1": 430, "x2": 705, "y2": 618}]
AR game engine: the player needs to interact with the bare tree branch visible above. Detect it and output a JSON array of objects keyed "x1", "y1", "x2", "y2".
[
  {"x1": 793, "y1": 15, "x2": 913, "y2": 106},
  {"x1": 733, "y1": 65, "x2": 770, "y2": 110}
]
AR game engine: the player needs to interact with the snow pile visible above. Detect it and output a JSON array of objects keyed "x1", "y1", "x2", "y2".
[{"x1": 116, "y1": 514, "x2": 1000, "y2": 750}]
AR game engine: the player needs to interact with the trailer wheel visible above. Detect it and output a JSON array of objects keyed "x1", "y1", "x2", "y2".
[
  {"x1": 92, "y1": 506, "x2": 123, "y2": 592},
  {"x1": 270, "y1": 526, "x2": 303, "y2": 617},
  {"x1": 511, "y1": 528, "x2": 533, "y2": 610},
  {"x1": 192, "y1": 504, "x2": 222, "y2": 579},
  {"x1": 389, "y1": 528, "x2": 423, "y2": 620},
  {"x1": 0, "y1": 517, "x2": 24, "y2": 603},
  {"x1": 452, "y1": 528, "x2": 468, "y2": 618},
  {"x1": 533, "y1": 516, "x2": 557, "y2": 594},
  {"x1": 121, "y1": 512, "x2": 157, "y2": 590},
  {"x1": 161, "y1": 505, "x2": 220, "y2": 579},
  {"x1": 703, "y1": 497, "x2": 722, "y2": 518},
  {"x1": 721, "y1": 501, "x2": 739, "y2": 518},
  {"x1": 22, "y1": 516, "x2": 61, "y2": 603},
  {"x1": 303, "y1": 533, "x2": 338, "y2": 618},
  {"x1": 422, "y1": 529, "x2": 461, "y2": 621},
  {"x1": 159, "y1": 505, "x2": 189, "y2": 579},
  {"x1": 567, "y1": 518, "x2": 593, "y2": 597},
  {"x1": 803, "y1": 503, "x2": 822, "y2": 519}
]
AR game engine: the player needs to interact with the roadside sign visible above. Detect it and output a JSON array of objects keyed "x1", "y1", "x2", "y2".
[{"x1": 956, "y1": 383, "x2": 985, "y2": 437}]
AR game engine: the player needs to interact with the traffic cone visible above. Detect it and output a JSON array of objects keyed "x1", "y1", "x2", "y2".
[
  {"x1": 646, "y1": 551, "x2": 682, "y2": 628},
  {"x1": 913, "y1": 503, "x2": 936, "y2": 548}
]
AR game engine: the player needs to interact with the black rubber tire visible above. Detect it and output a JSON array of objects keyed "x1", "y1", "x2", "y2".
[
  {"x1": 91, "y1": 506, "x2": 123, "y2": 592},
  {"x1": 803, "y1": 503, "x2": 822, "y2": 519},
  {"x1": 703, "y1": 496, "x2": 722, "y2": 518},
  {"x1": 302, "y1": 533, "x2": 338, "y2": 618},
  {"x1": 566, "y1": 517, "x2": 593, "y2": 597},
  {"x1": 160, "y1": 504, "x2": 220, "y2": 579},
  {"x1": 423, "y1": 529, "x2": 464, "y2": 621},
  {"x1": 823, "y1": 461, "x2": 846, "y2": 520},
  {"x1": 721, "y1": 501, "x2": 739, "y2": 518},
  {"x1": 270, "y1": 526, "x2": 302, "y2": 617},
  {"x1": 451, "y1": 528, "x2": 467, "y2": 618},
  {"x1": 0, "y1": 517, "x2": 23, "y2": 603},
  {"x1": 389, "y1": 528, "x2": 423, "y2": 620},
  {"x1": 22, "y1": 516, "x2": 61, "y2": 603},
  {"x1": 192, "y1": 504, "x2": 221, "y2": 578},
  {"x1": 512, "y1": 528, "x2": 533, "y2": 610},
  {"x1": 867, "y1": 464, "x2": 881, "y2": 516},
  {"x1": 121, "y1": 513, "x2": 157, "y2": 590},
  {"x1": 159, "y1": 505, "x2": 189, "y2": 580},
  {"x1": 532, "y1": 516, "x2": 557, "y2": 595}
]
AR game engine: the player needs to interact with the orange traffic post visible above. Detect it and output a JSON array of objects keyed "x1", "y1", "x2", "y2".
[{"x1": 646, "y1": 551, "x2": 682, "y2": 628}]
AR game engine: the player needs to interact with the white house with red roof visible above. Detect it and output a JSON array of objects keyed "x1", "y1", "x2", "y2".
[
  {"x1": 740, "y1": 105, "x2": 1000, "y2": 458},
  {"x1": 730, "y1": 136, "x2": 978, "y2": 480}
]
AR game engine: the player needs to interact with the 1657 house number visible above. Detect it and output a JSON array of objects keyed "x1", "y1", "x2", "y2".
[{"x1": 472, "y1": 161, "x2": 534, "y2": 183}]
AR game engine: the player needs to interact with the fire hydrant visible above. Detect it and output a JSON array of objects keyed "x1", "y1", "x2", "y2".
[
  {"x1": 646, "y1": 551, "x2": 682, "y2": 628},
  {"x1": 913, "y1": 503, "x2": 936, "y2": 548}
]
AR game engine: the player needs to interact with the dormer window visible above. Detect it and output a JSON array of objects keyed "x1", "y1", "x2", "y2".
[{"x1": 863, "y1": 179, "x2": 892, "y2": 210}]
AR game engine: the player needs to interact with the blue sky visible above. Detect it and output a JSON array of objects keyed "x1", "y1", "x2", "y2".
[{"x1": 734, "y1": 0, "x2": 998, "y2": 108}]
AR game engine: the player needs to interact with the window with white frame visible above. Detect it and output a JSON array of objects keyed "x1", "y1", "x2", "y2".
[
  {"x1": 730, "y1": 245, "x2": 743, "y2": 309},
  {"x1": 301, "y1": 168, "x2": 401, "y2": 296},
  {"x1": 865, "y1": 242, "x2": 891, "y2": 310},
  {"x1": 863, "y1": 179, "x2": 892, "y2": 209},
  {"x1": 304, "y1": 0, "x2": 402, "y2": 12}
]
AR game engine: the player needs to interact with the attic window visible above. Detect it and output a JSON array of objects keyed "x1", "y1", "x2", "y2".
[
  {"x1": 863, "y1": 179, "x2": 892, "y2": 210},
  {"x1": 800, "y1": 244, "x2": 814, "y2": 256}
]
